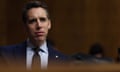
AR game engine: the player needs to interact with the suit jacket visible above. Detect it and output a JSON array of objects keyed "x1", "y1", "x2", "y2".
[{"x1": 0, "y1": 41, "x2": 68, "y2": 68}]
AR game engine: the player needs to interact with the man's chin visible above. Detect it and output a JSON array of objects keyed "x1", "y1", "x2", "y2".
[{"x1": 34, "y1": 37, "x2": 46, "y2": 41}]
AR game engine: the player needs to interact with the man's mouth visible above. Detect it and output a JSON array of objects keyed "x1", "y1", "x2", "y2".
[{"x1": 35, "y1": 32, "x2": 45, "y2": 36}]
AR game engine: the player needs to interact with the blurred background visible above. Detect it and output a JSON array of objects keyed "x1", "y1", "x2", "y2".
[{"x1": 0, "y1": 0, "x2": 120, "y2": 60}]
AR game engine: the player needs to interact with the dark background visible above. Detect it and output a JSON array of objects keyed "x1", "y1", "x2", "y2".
[{"x1": 0, "y1": 0, "x2": 120, "y2": 59}]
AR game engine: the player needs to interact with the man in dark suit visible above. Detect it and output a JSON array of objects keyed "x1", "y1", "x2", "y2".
[{"x1": 0, "y1": 0, "x2": 67, "y2": 69}]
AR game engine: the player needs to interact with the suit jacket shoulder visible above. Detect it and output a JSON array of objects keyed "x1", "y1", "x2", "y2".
[
  {"x1": 0, "y1": 42, "x2": 26, "y2": 56},
  {"x1": 0, "y1": 42, "x2": 26, "y2": 66}
]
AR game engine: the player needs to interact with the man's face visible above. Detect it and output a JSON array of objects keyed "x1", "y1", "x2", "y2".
[{"x1": 25, "y1": 7, "x2": 51, "y2": 41}]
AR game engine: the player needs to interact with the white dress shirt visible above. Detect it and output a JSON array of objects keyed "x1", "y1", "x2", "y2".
[{"x1": 26, "y1": 39, "x2": 48, "y2": 69}]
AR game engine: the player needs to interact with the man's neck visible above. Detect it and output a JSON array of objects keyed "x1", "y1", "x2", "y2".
[{"x1": 29, "y1": 38, "x2": 45, "y2": 47}]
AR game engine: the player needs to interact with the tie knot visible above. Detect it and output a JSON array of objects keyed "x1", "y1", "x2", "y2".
[
  {"x1": 32, "y1": 48, "x2": 40, "y2": 52},
  {"x1": 32, "y1": 47, "x2": 45, "y2": 54},
  {"x1": 32, "y1": 48, "x2": 40, "y2": 55}
]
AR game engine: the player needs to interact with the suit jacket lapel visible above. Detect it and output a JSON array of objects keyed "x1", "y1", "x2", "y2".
[
  {"x1": 47, "y1": 43, "x2": 60, "y2": 66},
  {"x1": 47, "y1": 43, "x2": 55, "y2": 60}
]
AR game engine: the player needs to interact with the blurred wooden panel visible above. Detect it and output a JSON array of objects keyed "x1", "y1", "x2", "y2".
[
  {"x1": 0, "y1": 0, "x2": 7, "y2": 45},
  {"x1": 6, "y1": 0, "x2": 27, "y2": 45},
  {"x1": 47, "y1": 0, "x2": 120, "y2": 59},
  {"x1": 0, "y1": 64, "x2": 120, "y2": 72}
]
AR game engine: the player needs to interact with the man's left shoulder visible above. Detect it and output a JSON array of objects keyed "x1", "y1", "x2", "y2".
[
  {"x1": 47, "y1": 43, "x2": 69, "y2": 61},
  {"x1": 52, "y1": 48, "x2": 68, "y2": 60}
]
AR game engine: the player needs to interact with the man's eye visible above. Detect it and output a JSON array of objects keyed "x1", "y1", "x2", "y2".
[
  {"x1": 28, "y1": 19, "x2": 37, "y2": 24},
  {"x1": 39, "y1": 17, "x2": 47, "y2": 22}
]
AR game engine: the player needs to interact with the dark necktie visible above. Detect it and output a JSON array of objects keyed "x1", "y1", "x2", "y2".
[{"x1": 32, "y1": 48, "x2": 41, "y2": 69}]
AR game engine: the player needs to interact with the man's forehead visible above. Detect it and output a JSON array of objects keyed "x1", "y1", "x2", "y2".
[{"x1": 27, "y1": 7, "x2": 48, "y2": 17}]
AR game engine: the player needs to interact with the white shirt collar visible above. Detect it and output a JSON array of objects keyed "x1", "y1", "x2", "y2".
[{"x1": 26, "y1": 39, "x2": 48, "y2": 54}]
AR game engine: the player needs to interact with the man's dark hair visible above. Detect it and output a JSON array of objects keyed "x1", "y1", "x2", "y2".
[{"x1": 22, "y1": 0, "x2": 50, "y2": 24}]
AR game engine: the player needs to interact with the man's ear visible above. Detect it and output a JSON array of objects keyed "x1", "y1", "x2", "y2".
[{"x1": 48, "y1": 20, "x2": 51, "y2": 30}]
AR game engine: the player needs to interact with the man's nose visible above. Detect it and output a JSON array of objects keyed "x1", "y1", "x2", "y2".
[{"x1": 36, "y1": 19, "x2": 41, "y2": 29}]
